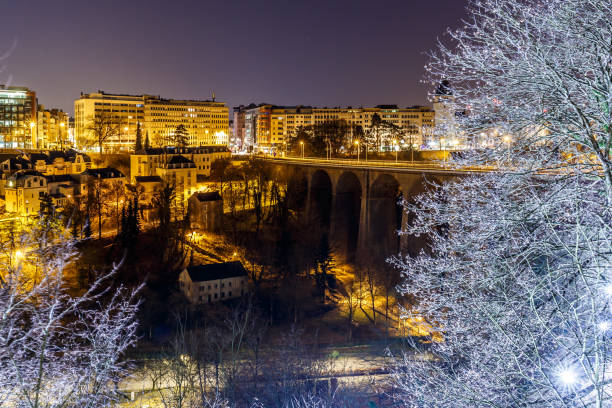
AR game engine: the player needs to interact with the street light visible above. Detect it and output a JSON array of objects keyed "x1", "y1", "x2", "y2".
[
  {"x1": 354, "y1": 140, "x2": 360, "y2": 162},
  {"x1": 393, "y1": 139, "x2": 398, "y2": 163},
  {"x1": 440, "y1": 138, "x2": 446, "y2": 163},
  {"x1": 300, "y1": 141, "x2": 304, "y2": 158},
  {"x1": 502, "y1": 135, "x2": 512, "y2": 165}
]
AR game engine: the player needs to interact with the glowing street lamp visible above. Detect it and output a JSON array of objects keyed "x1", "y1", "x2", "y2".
[
  {"x1": 502, "y1": 135, "x2": 512, "y2": 165},
  {"x1": 440, "y1": 138, "x2": 446, "y2": 162},
  {"x1": 300, "y1": 141, "x2": 304, "y2": 158},
  {"x1": 598, "y1": 320, "x2": 610, "y2": 332},
  {"x1": 558, "y1": 367, "x2": 578, "y2": 387},
  {"x1": 354, "y1": 140, "x2": 360, "y2": 162},
  {"x1": 393, "y1": 139, "x2": 398, "y2": 163}
]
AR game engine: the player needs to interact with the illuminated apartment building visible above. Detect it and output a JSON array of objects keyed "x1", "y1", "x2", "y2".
[
  {"x1": 36, "y1": 105, "x2": 70, "y2": 149},
  {"x1": 74, "y1": 91, "x2": 145, "y2": 151},
  {"x1": 74, "y1": 91, "x2": 229, "y2": 152},
  {"x1": 234, "y1": 104, "x2": 435, "y2": 152},
  {"x1": 130, "y1": 145, "x2": 230, "y2": 181},
  {"x1": 5, "y1": 170, "x2": 47, "y2": 215},
  {"x1": 0, "y1": 86, "x2": 37, "y2": 149},
  {"x1": 145, "y1": 97, "x2": 229, "y2": 146}
]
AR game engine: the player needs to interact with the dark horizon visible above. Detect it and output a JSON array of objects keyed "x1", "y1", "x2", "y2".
[{"x1": 1, "y1": 0, "x2": 469, "y2": 115}]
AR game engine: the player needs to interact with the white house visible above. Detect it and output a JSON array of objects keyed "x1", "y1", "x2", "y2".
[{"x1": 179, "y1": 261, "x2": 248, "y2": 304}]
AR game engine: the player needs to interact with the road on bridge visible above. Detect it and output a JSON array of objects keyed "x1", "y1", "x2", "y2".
[{"x1": 261, "y1": 156, "x2": 494, "y2": 174}]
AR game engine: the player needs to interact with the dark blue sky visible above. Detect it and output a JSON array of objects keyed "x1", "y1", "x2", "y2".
[{"x1": 1, "y1": 0, "x2": 469, "y2": 115}]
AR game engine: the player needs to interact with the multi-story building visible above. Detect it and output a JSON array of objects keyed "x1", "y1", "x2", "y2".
[
  {"x1": 144, "y1": 97, "x2": 229, "y2": 147},
  {"x1": 36, "y1": 105, "x2": 70, "y2": 149},
  {"x1": 5, "y1": 170, "x2": 47, "y2": 215},
  {"x1": 4, "y1": 166, "x2": 125, "y2": 217},
  {"x1": 232, "y1": 106, "x2": 247, "y2": 150},
  {"x1": 74, "y1": 91, "x2": 145, "y2": 151},
  {"x1": 76, "y1": 167, "x2": 126, "y2": 196},
  {"x1": 74, "y1": 91, "x2": 229, "y2": 152},
  {"x1": 154, "y1": 155, "x2": 197, "y2": 207},
  {"x1": 233, "y1": 104, "x2": 435, "y2": 152},
  {"x1": 179, "y1": 261, "x2": 248, "y2": 304},
  {"x1": 130, "y1": 146, "x2": 230, "y2": 181},
  {"x1": 0, "y1": 86, "x2": 37, "y2": 149}
]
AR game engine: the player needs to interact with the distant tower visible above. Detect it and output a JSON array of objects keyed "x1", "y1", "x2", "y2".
[{"x1": 211, "y1": 90, "x2": 216, "y2": 102}]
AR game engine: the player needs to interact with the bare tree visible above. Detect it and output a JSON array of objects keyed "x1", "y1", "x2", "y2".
[
  {"x1": 390, "y1": 0, "x2": 612, "y2": 406},
  {"x1": 107, "y1": 179, "x2": 125, "y2": 234},
  {"x1": 0, "y1": 221, "x2": 140, "y2": 408},
  {"x1": 85, "y1": 110, "x2": 122, "y2": 154}
]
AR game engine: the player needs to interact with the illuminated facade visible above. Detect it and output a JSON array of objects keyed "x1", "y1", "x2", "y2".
[
  {"x1": 130, "y1": 146, "x2": 230, "y2": 181},
  {"x1": 145, "y1": 97, "x2": 229, "y2": 147},
  {"x1": 0, "y1": 86, "x2": 37, "y2": 149},
  {"x1": 36, "y1": 105, "x2": 70, "y2": 149},
  {"x1": 233, "y1": 104, "x2": 435, "y2": 152},
  {"x1": 74, "y1": 92, "x2": 145, "y2": 151},
  {"x1": 74, "y1": 91, "x2": 229, "y2": 151},
  {"x1": 5, "y1": 170, "x2": 47, "y2": 215}
]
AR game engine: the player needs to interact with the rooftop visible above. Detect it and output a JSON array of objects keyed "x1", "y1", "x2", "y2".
[
  {"x1": 135, "y1": 175, "x2": 163, "y2": 183},
  {"x1": 192, "y1": 191, "x2": 222, "y2": 202},
  {"x1": 185, "y1": 261, "x2": 248, "y2": 282},
  {"x1": 81, "y1": 167, "x2": 124, "y2": 179},
  {"x1": 45, "y1": 174, "x2": 76, "y2": 183},
  {"x1": 135, "y1": 146, "x2": 230, "y2": 155}
]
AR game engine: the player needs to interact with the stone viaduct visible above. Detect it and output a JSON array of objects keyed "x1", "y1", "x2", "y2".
[{"x1": 265, "y1": 158, "x2": 472, "y2": 261}]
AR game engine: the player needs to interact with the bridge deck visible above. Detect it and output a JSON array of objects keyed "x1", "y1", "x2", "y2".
[{"x1": 262, "y1": 156, "x2": 493, "y2": 175}]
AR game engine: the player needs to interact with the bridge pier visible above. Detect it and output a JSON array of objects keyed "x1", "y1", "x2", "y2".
[{"x1": 270, "y1": 159, "x2": 459, "y2": 261}]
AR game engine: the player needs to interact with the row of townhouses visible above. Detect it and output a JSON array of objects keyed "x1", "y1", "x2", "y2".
[{"x1": 0, "y1": 146, "x2": 230, "y2": 217}]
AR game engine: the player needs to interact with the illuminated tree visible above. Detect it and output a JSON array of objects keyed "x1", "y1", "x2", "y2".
[
  {"x1": 390, "y1": 0, "x2": 612, "y2": 406},
  {"x1": 0, "y1": 222, "x2": 140, "y2": 408},
  {"x1": 174, "y1": 124, "x2": 190, "y2": 148},
  {"x1": 85, "y1": 110, "x2": 122, "y2": 154}
]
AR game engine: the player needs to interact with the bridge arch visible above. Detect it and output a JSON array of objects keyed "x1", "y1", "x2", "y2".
[
  {"x1": 368, "y1": 173, "x2": 402, "y2": 259},
  {"x1": 308, "y1": 169, "x2": 333, "y2": 230},
  {"x1": 332, "y1": 171, "x2": 362, "y2": 260},
  {"x1": 286, "y1": 168, "x2": 308, "y2": 213}
]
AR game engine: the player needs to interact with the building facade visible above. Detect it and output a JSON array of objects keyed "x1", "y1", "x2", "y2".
[
  {"x1": 0, "y1": 86, "x2": 37, "y2": 149},
  {"x1": 36, "y1": 105, "x2": 70, "y2": 149},
  {"x1": 144, "y1": 97, "x2": 229, "y2": 147},
  {"x1": 5, "y1": 170, "x2": 48, "y2": 215},
  {"x1": 233, "y1": 104, "x2": 435, "y2": 152},
  {"x1": 188, "y1": 191, "x2": 223, "y2": 232},
  {"x1": 179, "y1": 261, "x2": 248, "y2": 304},
  {"x1": 74, "y1": 91, "x2": 229, "y2": 152},
  {"x1": 130, "y1": 146, "x2": 230, "y2": 181}
]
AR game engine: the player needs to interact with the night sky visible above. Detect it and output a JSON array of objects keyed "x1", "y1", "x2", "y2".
[{"x1": 1, "y1": 0, "x2": 469, "y2": 115}]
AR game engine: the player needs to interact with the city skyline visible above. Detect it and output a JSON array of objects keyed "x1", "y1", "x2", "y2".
[{"x1": 1, "y1": 0, "x2": 469, "y2": 115}]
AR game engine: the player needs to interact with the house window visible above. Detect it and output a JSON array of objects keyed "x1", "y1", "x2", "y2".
[
  {"x1": 214, "y1": 293, "x2": 218, "y2": 299},
  {"x1": 221, "y1": 292, "x2": 225, "y2": 298},
  {"x1": 229, "y1": 291, "x2": 232, "y2": 297}
]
